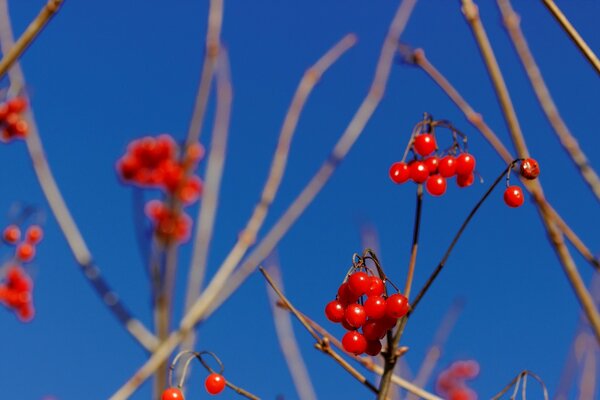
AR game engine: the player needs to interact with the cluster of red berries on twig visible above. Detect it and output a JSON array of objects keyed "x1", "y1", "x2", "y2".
[
  {"x1": 502, "y1": 158, "x2": 540, "y2": 208},
  {"x1": 0, "y1": 223, "x2": 44, "y2": 322},
  {"x1": 389, "y1": 115, "x2": 478, "y2": 196},
  {"x1": 116, "y1": 135, "x2": 204, "y2": 243},
  {"x1": 436, "y1": 360, "x2": 480, "y2": 400},
  {"x1": 325, "y1": 252, "x2": 409, "y2": 356},
  {"x1": 0, "y1": 96, "x2": 29, "y2": 142}
]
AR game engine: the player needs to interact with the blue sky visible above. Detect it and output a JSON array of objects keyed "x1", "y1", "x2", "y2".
[{"x1": 0, "y1": 0, "x2": 599, "y2": 399}]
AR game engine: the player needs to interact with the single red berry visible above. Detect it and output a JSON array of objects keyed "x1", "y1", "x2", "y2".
[
  {"x1": 325, "y1": 300, "x2": 345, "y2": 323},
  {"x1": 426, "y1": 175, "x2": 447, "y2": 196},
  {"x1": 365, "y1": 276, "x2": 384, "y2": 297},
  {"x1": 456, "y1": 173, "x2": 474, "y2": 188},
  {"x1": 185, "y1": 142, "x2": 205, "y2": 164},
  {"x1": 364, "y1": 296, "x2": 387, "y2": 319},
  {"x1": 362, "y1": 319, "x2": 386, "y2": 341},
  {"x1": 16, "y1": 243, "x2": 35, "y2": 262},
  {"x1": 389, "y1": 162, "x2": 410, "y2": 184},
  {"x1": 16, "y1": 303, "x2": 34, "y2": 322},
  {"x1": 413, "y1": 133, "x2": 437, "y2": 156},
  {"x1": 7, "y1": 97, "x2": 27, "y2": 113},
  {"x1": 3, "y1": 225, "x2": 21, "y2": 244},
  {"x1": 118, "y1": 156, "x2": 140, "y2": 180},
  {"x1": 205, "y1": 373, "x2": 226, "y2": 395},
  {"x1": 385, "y1": 293, "x2": 409, "y2": 319},
  {"x1": 438, "y1": 156, "x2": 457, "y2": 177},
  {"x1": 161, "y1": 387, "x2": 184, "y2": 400},
  {"x1": 449, "y1": 388, "x2": 475, "y2": 400},
  {"x1": 365, "y1": 340, "x2": 382, "y2": 356},
  {"x1": 520, "y1": 158, "x2": 540, "y2": 180},
  {"x1": 410, "y1": 161, "x2": 429, "y2": 184},
  {"x1": 25, "y1": 225, "x2": 43, "y2": 244},
  {"x1": 337, "y1": 282, "x2": 359, "y2": 305},
  {"x1": 424, "y1": 156, "x2": 439, "y2": 175},
  {"x1": 179, "y1": 176, "x2": 203, "y2": 204},
  {"x1": 504, "y1": 185, "x2": 524, "y2": 208},
  {"x1": 342, "y1": 331, "x2": 367, "y2": 355},
  {"x1": 455, "y1": 153, "x2": 476, "y2": 176},
  {"x1": 12, "y1": 119, "x2": 28, "y2": 136},
  {"x1": 347, "y1": 272, "x2": 370, "y2": 297},
  {"x1": 345, "y1": 303, "x2": 367, "y2": 328}
]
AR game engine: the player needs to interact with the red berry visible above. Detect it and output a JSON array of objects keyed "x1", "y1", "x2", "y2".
[
  {"x1": 364, "y1": 296, "x2": 387, "y2": 319},
  {"x1": 345, "y1": 303, "x2": 367, "y2": 328},
  {"x1": 325, "y1": 300, "x2": 345, "y2": 323},
  {"x1": 449, "y1": 388, "x2": 476, "y2": 400},
  {"x1": 16, "y1": 243, "x2": 35, "y2": 262},
  {"x1": 3, "y1": 225, "x2": 20, "y2": 244},
  {"x1": 362, "y1": 319, "x2": 386, "y2": 341},
  {"x1": 161, "y1": 387, "x2": 184, "y2": 400},
  {"x1": 118, "y1": 156, "x2": 140, "y2": 180},
  {"x1": 185, "y1": 142, "x2": 205, "y2": 164},
  {"x1": 424, "y1": 156, "x2": 439, "y2": 175},
  {"x1": 347, "y1": 272, "x2": 370, "y2": 297},
  {"x1": 455, "y1": 153, "x2": 476, "y2": 176},
  {"x1": 438, "y1": 156, "x2": 457, "y2": 177},
  {"x1": 410, "y1": 161, "x2": 429, "y2": 184},
  {"x1": 504, "y1": 185, "x2": 524, "y2": 208},
  {"x1": 456, "y1": 173, "x2": 474, "y2": 188},
  {"x1": 385, "y1": 293, "x2": 409, "y2": 319},
  {"x1": 379, "y1": 315, "x2": 398, "y2": 330},
  {"x1": 205, "y1": 373, "x2": 226, "y2": 395},
  {"x1": 365, "y1": 340, "x2": 382, "y2": 356},
  {"x1": 342, "y1": 331, "x2": 367, "y2": 355},
  {"x1": 25, "y1": 225, "x2": 43, "y2": 244},
  {"x1": 413, "y1": 134, "x2": 437, "y2": 156},
  {"x1": 366, "y1": 276, "x2": 384, "y2": 297},
  {"x1": 520, "y1": 158, "x2": 540, "y2": 180},
  {"x1": 179, "y1": 176, "x2": 203, "y2": 204},
  {"x1": 337, "y1": 282, "x2": 359, "y2": 305},
  {"x1": 7, "y1": 97, "x2": 27, "y2": 113},
  {"x1": 426, "y1": 175, "x2": 447, "y2": 196},
  {"x1": 341, "y1": 318, "x2": 357, "y2": 331},
  {"x1": 389, "y1": 162, "x2": 410, "y2": 184},
  {"x1": 16, "y1": 303, "x2": 34, "y2": 322}
]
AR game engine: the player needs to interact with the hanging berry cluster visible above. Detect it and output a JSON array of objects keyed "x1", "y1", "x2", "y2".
[
  {"x1": 502, "y1": 157, "x2": 540, "y2": 208},
  {"x1": 116, "y1": 135, "x2": 204, "y2": 243},
  {"x1": 325, "y1": 251, "x2": 409, "y2": 356},
  {"x1": 389, "y1": 114, "x2": 478, "y2": 196},
  {"x1": 0, "y1": 223, "x2": 44, "y2": 322},
  {"x1": 0, "y1": 96, "x2": 29, "y2": 142},
  {"x1": 436, "y1": 360, "x2": 480, "y2": 400}
]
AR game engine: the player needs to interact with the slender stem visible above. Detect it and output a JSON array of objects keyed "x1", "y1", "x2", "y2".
[
  {"x1": 0, "y1": 0, "x2": 157, "y2": 352},
  {"x1": 497, "y1": 0, "x2": 600, "y2": 203},
  {"x1": 491, "y1": 370, "x2": 549, "y2": 400},
  {"x1": 403, "y1": 184, "x2": 423, "y2": 298},
  {"x1": 461, "y1": 0, "x2": 600, "y2": 345},
  {"x1": 410, "y1": 163, "x2": 512, "y2": 313},
  {"x1": 541, "y1": 0, "x2": 600, "y2": 75},
  {"x1": 0, "y1": 0, "x2": 63, "y2": 79}
]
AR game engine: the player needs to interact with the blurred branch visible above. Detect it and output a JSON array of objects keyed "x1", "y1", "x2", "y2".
[
  {"x1": 497, "y1": 0, "x2": 600, "y2": 202},
  {"x1": 541, "y1": 0, "x2": 600, "y2": 75},
  {"x1": 461, "y1": 0, "x2": 600, "y2": 345},
  {"x1": 185, "y1": 0, "x2": 224, "y2": 148},
  {"x1": 0, "y1": 0, "x2": 157, "y2": 352},
  {"x1": 0, "y1": 0, "x2": 63, "y2": 79},
  {"x1": 265, "y1": 259, "x2": 317, "y2": 400}
]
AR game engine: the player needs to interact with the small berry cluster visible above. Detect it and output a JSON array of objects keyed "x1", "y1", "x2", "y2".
[
  {"x1": 503, "y1": 158, "x2": 540, "y2": 208},
  {"x1": 0, "y1": 265, "x2": 34, "y2": 322},
  {"x1": 117, "y1": 135, "x2": 204, "y2": 243},
  {"x1": 0, "y1": 97, "x2": 28, "y2": 142},
  {"x1": 3, "y1": 224, "x2": 44, "y2": 262},
  {"x1": 436, "y1": 360, "x2": 479, "y2": 400},
  {"x1": 162, "y1": 373, "x2": 226, "y2": 400},
  {"x1": 389, "y1": 116, "x2": 478, "y2": 197},
  {"x1": 325, "y1": 257, "x2": 409, "y2": 356}
]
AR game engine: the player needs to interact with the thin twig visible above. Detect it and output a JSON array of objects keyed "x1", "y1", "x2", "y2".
[
  {"x1": 403, "y1": 184, "x2": 423, "y2": 299},
  {"x1": 0, "y1": 0, "x2": 63, "y2": 79},
  {"x1": 407, "y1": 48, "x2": 600, "y2": 272},
  {"x1": 461, "y1": 0, "x2": 600, "y2": 345},
  {"x1": 265, "y1": 259, "x2": 317, "y2": 400},
  {"x1": 184, "y1": 0, "x2": 224, "y2": 148},
  {"x1": 497, "y1": 0, "x2": 600, "y2": 202},
  {"x1": 0, "y1": 0, "x2": 157, "y2": 352},
  {"x1": 109, "y1": 1, "x2": 419, "y2": 395},
  {"x1": 179, "y1": 50, "x2": 233, "y2": 361},
  {"x1": 541, "y1": 0, "x2": 600, "y2": 75},
  {"x1": 491, "y1": 370, "x2": 549, "y2": 400}
]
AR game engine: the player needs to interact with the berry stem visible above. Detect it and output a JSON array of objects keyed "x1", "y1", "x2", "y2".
[{"x1": 403, "y1": 184, "x2": 423, "y2": 299}]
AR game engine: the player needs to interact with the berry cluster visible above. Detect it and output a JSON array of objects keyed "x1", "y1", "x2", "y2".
[
  {"x1": 0, "y1": 97, "x2": 28, "y2": 142},
  {"x1": 502, "y1": 158, "x2": 540, "y2": 208},
  {"x1": 389, "y1": 116, "x2": 478, "y2": 197},
  {"x1": 3, "y1": 224, "x2": 44, "y2": 262},
  {"x1": 325, "y1": 265, "x2": 409, "y2": 356},
  {"x1": 436, "y1": 360, "x2": 479, "y2": 400},
  {"x1": 0, "y1": 265, "x2": 34, "y2": 322},
  {"x1": 162, "y1": 373, "x2": 226, "y2": 399},
  {"x1": 117, "y1": 135, "x2": 204, "y2": 243}
]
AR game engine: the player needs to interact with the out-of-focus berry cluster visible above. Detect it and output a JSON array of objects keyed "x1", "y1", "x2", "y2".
[
  {"x1": 436, "y1": 360, "x2": 479, "y2": 400},
  {"x1": 0, "y1": 97, "x2": 29, "y2": 142}
]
